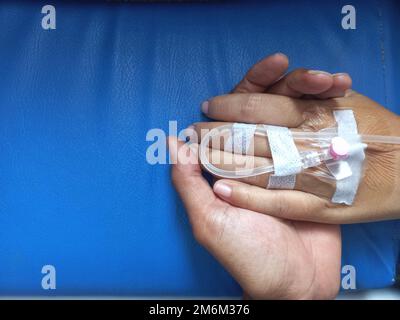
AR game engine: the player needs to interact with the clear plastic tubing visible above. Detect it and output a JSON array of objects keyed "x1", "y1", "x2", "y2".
[
  {"x1": 289, "y1": 131, "x2": 400, "y2": 145},
  {"x1": 199, "y1": 124, "x2": 400, "y2": 179}
]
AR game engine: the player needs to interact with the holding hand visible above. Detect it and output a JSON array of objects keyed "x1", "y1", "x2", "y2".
[{"x1": 169, "y1": 54, "x2": 346, "y2": 299}]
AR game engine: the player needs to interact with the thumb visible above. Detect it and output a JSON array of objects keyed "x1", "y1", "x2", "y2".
[
  {"x1": 212, "y1": 179, "x2": 330, "y2": 222},
  {"x1": 168, "y1": 137, "x2": 223, "y2": 238}
]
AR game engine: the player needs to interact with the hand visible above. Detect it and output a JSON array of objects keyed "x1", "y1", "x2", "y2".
[
  {"x1": 231, "y1": 53, "x2": 352, "y2": 98},
  {"x1": 169, "y1": 54, "x2": 343, "y2": 299},
  {"x1": 193, "y1": 60, "x2": 400, "y2": 223},
  {"x1": 169, "y1": 137, "x2": 341, "y2": 299}
]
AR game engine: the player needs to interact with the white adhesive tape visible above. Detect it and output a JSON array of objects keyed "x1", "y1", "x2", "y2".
[
  {"x1": 265, "y1": 125, "x2": 302, "y2": 189},
  {"x1": 224, "y1": 123, "x2": 256, "y2": 154},
  {"x1": 331, "y1": 110, "x2": 365, "y2": 205},
  {"x1": 267, "y1": 174, "x2": 297, "y2": 189}
]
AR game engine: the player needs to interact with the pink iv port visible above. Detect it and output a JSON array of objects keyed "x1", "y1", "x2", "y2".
[{"x1": 329, "y1": 137, "x2": 350, "y2": 160}]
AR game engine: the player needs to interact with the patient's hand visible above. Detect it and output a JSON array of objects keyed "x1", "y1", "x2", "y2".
[
  {"x1": 169, "y1": 136, "x2": 341, "y2": 299},
  {"x1": 193, "y1": 56, "x2": 400, "y2": 224}
]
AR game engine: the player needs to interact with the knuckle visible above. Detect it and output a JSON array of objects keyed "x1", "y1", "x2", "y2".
[
  {"x1": 192, "y1": 205, "x2": 230, "y2": 245},
  {"x1": 274, "y1": 193, "x2": 290, "y2": 217},
  {"x1": 292, "y1": 68, "x2": 307, "y2": 78},
  {"x1": 208, "y1": 206, "x2": 230, "y2": 241},
  {"x1": 241, "y1": 94, "x2": 261, "y2": 118},
  {"x1": 240, "y1": 187, "x2": 253, "y2": 209},
  {"x1": 208, "y1": 96, "x2": 225, "y2": 113},
  {"x1": 286, "y1": 68, "x2": 306, "y2": 85}
]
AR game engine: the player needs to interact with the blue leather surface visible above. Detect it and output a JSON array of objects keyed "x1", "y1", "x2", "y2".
[{"x1": 0, "y1": 0, "x2": 399, "y2": 296}]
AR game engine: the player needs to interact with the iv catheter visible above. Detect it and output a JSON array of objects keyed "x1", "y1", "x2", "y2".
[{"x1": 199, "y1": 124, "x2": 400, "y2": 179}]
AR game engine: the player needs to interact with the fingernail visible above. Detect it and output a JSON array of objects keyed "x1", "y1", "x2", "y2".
[
  {"x1": 201, "y1": 101, "x2": 209, "y2": 114},
  {"x1": 308, "y1": 70, "x2": 332, "y2": 76},
  {"x1": 274, "y1": 52, "x2": 287, "y2": 57},
  {"x1": 213, "y1": 182, "x2": 232, "y2": 198},
  {"x1": 332, "y1": 72, "x2": 348, "y2": 77}
]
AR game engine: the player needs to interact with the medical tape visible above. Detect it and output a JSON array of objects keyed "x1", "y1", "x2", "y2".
[
  {"x1": 331, "y1": 110, "x2": 365, "y2": 205},
  {"x1": 265, "y1": 125, "x2": 302, "y2": 189},
  {"x1": 268, "y1": 174, "x2": 297, "y2": 189},
  {"x1": 224, "y1": 123, "x2": 256, "y2": 154}
]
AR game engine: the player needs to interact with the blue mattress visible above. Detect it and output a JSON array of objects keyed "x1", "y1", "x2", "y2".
[{"x1": 0, "y1": 0, "x2": 399, "y2": 296}]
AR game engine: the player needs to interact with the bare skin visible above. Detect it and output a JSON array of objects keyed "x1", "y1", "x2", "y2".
[
  {"x1": 169, "y1": 137, "x2": 341, "y2": 299},
  {"x1": 194, "y1": 89, "x2": 400, "y2": 224},
  {"x1": 169, "y1": 54, "x2": 347, "y2": 299}
]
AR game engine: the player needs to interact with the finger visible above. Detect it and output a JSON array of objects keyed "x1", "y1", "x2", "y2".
[
  {"x1": 314, "y1": 73, "x2": 352, "y2": 99},
  {"x1": 202, "y1": 93, "x2": 306, "y2": 127},
  {"x1": 192, "y1": 121, "x2": 271, "y2": 157},
  {"x1": 268, "y1": 69, "x2": 334, "y2": 97},
  {"x1": 168, "y1": 137, "x2": 218, "y2": 225},
  {"x1": 192, "y1": 122, "x2": 326, "y2": 158},
  {"x1": 233, "y1": 53, "x2": 289, "y2": 93},
  {"x1": 204, "y1": 146, "x2": 273, "y2": 172},
  {"x1": 205, "y1": 147, "x2": 335, "y2": 199},
  {"x1": 212, "y1": 179, "x2": 332, "y2": 222},
  {"x1": 232, "y1": 173, "x2": 335, "y2": 200}
]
